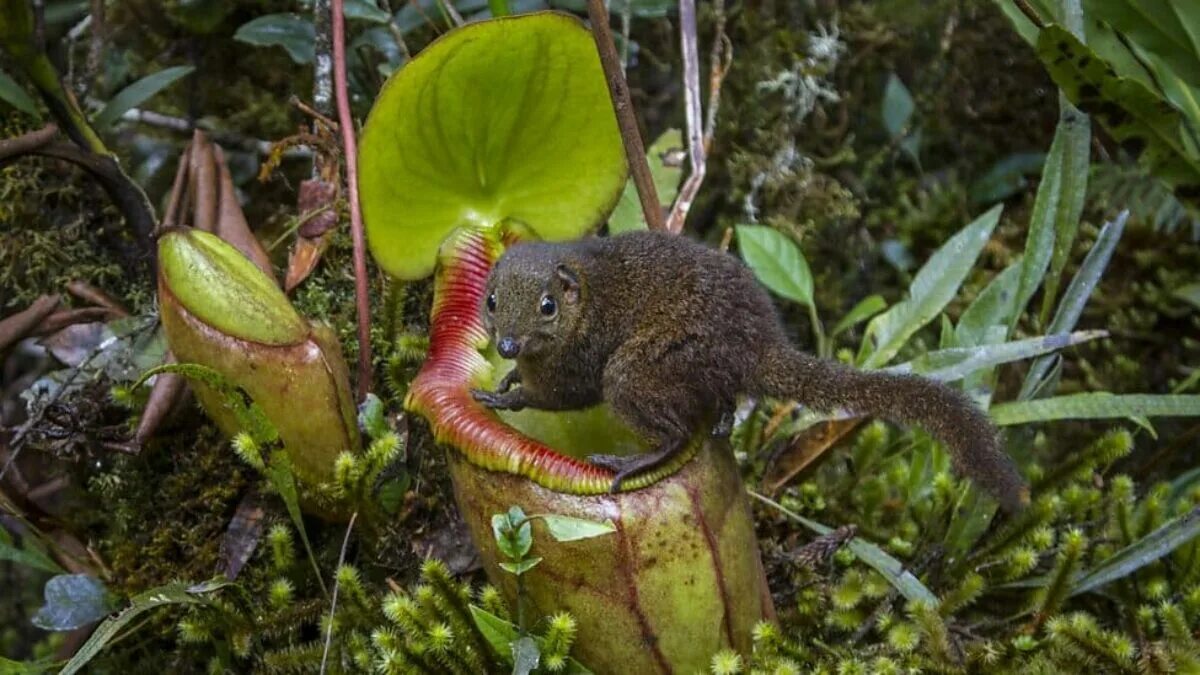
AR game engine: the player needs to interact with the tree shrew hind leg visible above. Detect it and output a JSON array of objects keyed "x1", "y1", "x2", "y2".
[{"x1": 588, "y1": 436, "x2": 689, "y2": 493}]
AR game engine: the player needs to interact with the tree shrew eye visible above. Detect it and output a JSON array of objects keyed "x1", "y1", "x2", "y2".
[
  {"x1": 540, "y1": 295, "x2": 557, "y2": 317},
  {"x1": 486, "y1": 292, "x2": 497, "y2": 313}
]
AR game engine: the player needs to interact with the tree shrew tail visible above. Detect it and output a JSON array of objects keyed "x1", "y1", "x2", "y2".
[{"x1": 754, "y1": 345, "x2": 1030, "y2": 512}]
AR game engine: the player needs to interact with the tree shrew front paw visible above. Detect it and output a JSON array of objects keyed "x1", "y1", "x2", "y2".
[{"x1": 470, "y1": 388, "x2": 525, "y2": 411}]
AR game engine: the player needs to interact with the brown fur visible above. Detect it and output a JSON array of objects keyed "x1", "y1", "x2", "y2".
[{"x1": 472, "y1": 230, "x2": 1028, "y2": 511}]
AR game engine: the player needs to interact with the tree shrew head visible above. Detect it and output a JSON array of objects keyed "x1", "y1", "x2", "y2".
[{"x1": 481, "y1": 241, "x2": 584, "y2": 360}]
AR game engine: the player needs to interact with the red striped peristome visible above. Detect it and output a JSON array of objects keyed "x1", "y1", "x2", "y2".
[{"x1": 405, "y1": 224, "x2": 695, "y2": 494}]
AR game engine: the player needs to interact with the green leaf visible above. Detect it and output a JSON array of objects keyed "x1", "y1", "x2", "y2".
[
  {"x1": 831, "y1": 295, "x2": 887, "y2": 338},
  {"x1": 133, "y1": 362, "x2": 278, "y2": 445},
  {"x1": 1011, "y1": 104, "x2": 1090, "y2": 330},
  {"x1": 0, "y1": 528, "x2": 63, "y2": 574},
  {"x1": 344, "y1": 0, "x2": 391, "y2": 23},
  {"x1": 92, "y1": 66, "x2": 194, "y2": 131},
  {"x1": 266, "y1": 454, "x2": 327, "y2": 595},
  {"x1": 512, "y1": 635, "x2": 540, "y2": 675},
  {"x1": 234, "y1": 14, "x2": 315, "y2": 64},
  {"x1": 968, "y1": 152, "x2": 1046, "y2": 206},
  {"x1": 32, "y1": 575, "x2": 111, "y2": 631},
  {"x1": 357, "y1": 392, "x2": 389, "y2": 440},
  {"x1": 1075, "y1": 506, "x2": 1200, "y2": 594},
  {"x1": 956, "y1": 260, "x2": 1021, "y2": 347},
  {"x1": 1039, "y1": 108, "x2": 1091, "y2": 323},
  {"x1": 1081, "y1": 0, "x2": 1200, "y2": 89},
  {"x1": 0, "y1": 68, "x2": 37, "y2": 115},
  {"x1": 470, "y1": 606, "x2": 594, "y2": 674},
  {"x1": 359, "y1": 13, "x2": 626, "y2": 280},
  {"x1": 882, "y1": 73, "x2": 915, "y2": 138},
  {"x1": 1018, "y1": 210, "x2": 1127, "y2": 399},
  {"x1": 735, "y1": 225, "x2": 814, "y2": 308},
  {"x1": 749, "y1": 491, "x2": 936, "y2": 605},
  {"x1": 608, "y1": 129, "x2": 684, "y2": 233},
  {"x1": 884, "y1": 330, "x2": 1107, "y2": 383},
  {"x1": 492, "y1": 507, "x2": 533, "y2": 560},
  {"x1": 61, "y1": 580, "x2": 228, "y2": 675},
  {"x1": 499, "y1": 557, "x2": 542, "y2": 575},
  {"x1": 991, "y1": 393, "x2": 1200, "y2": 426},
  {"x1": 1036, "y1": 25, "x2": 1200, "y2": 210},
  {"x1": 861, "y1": 205, "x2": 1002, "y2": 368},
  {"x1": 537, "y1": 514, "x2": 616, "y2": 542}
]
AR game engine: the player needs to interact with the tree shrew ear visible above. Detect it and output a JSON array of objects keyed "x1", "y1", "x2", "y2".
[{"x1": 556, "y1": 263, "x2": 581, "y2": 303}]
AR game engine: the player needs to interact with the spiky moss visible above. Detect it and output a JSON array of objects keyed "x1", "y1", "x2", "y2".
[{"x1": 738, "y1": 420, "x2": 1200, "y2": 674}]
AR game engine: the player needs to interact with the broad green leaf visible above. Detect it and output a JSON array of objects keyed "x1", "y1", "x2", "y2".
[
  {"x1": 266, "y1": 453, "x2": 327, "y2": 594},
  {"x1": 861, "y1": 205, "x2": 1002, "y2": 368},
  {"x1": 1037, "y1": 25, "x2": 1200, "y2": 210},
  {"x1": 1081, "y1": 0, "x2": 1200, "y2": 89},
  {"x1": 608, "y1": 128, "x2": 684, "y2": 233},
  {"x1": 359, "y1": 13, "x2": 626, "y2": 280},
  {"x1": 32, "y1": 575, "x2": 111, "y2": 631},
  {"x1": 883, "y1": 330, "x2": 1106, "y2": 383},
  {"x1": 1011, "y1": 104, "x2": 1090, "y2": 331},
  {"x1": 1018, "y1": 211, "x2": 1127, "y2": 399},
  {"x1": 0, "y1": 528, "x2": 63, "y2": 574},
  {"x1": 1039, "y1": 106, "x2": 1091, "y2": 323},
  {"x1": 882, "y1": 73, "x2": 915, "y2": 138},
  {"x1": 92, "y1": 66, "x2": 195, "y2": 130},
  {"x1": 234, "y1": 14, "x2": 315, "y2": 64},
  {"x1": 956, "y1": 260, "x2": 1021, "y2": 348},
  {"x1": 749, "y1": 492, "x2": 937, "y2": 605},
  {"x1": 991, "y1": 393, "x2": 1200, "y2": 426},
  {"x1": 344, "y1": 0, "x2": 391, "y2": 23},
  {"x1": 470, "y1": 606, "x2": 594, "y2": 674},
  {"x1": 499, "y1": 557, "x2": 542, "y2": 575},
  {"x1": 537, "y1": 514, "x2": 616, "y2": 542},
  {"x1": 831, "y1": 295, "x2": 887, "y2": 338},
  {"x1": 736, "y1": 225, "x2": 814, "y2": 308},
  {"x1": 492, "y1": 508, "x2": 533, "y2": 560},
  {"x1": 61, "y1": 580, "x2": 228, "y2": 675},
  {"x1": 0, "y1": 68, "x2": 37, "y2": 115}
]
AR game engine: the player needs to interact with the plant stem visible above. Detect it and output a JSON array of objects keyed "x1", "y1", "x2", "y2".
[
  {"x1": 331, "y1": 0, "x2": 375, "y2": 399},
  {"x1": 585, "y1": 0, "x2": 665, "y2": 231},
  {"x1": 807, "y1": 303, "x2": 828, "y2": 359}
]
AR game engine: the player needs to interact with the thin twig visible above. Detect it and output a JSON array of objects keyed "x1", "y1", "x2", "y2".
[
  {"x1": 320, "y1": 511, "x2": 358, "y2": 675},
  {"x1": 291, "y1": 95, "x2": 339, "y2": 132},
  {"x1": 586, "y1": 0, "x2": 665, "y2": 231},
  {"x1": 116, "y1": 108, "x2": 312, "y2": 158},
  {"x1": 703, "y1": 0, "x2": 731, "y2": 149},
  {"x1": 0, "y1": 124, "x2": 59, "y2": 162},
  {"x1": 1012, "y1": 0, "x2": 1046, "y2": 28},
  {"x1": 664, "y1": 0, "x2": 704, "y2": 234},
  {"x1": 332, "y1": 0, "x2": 375, "y2": 400}
]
